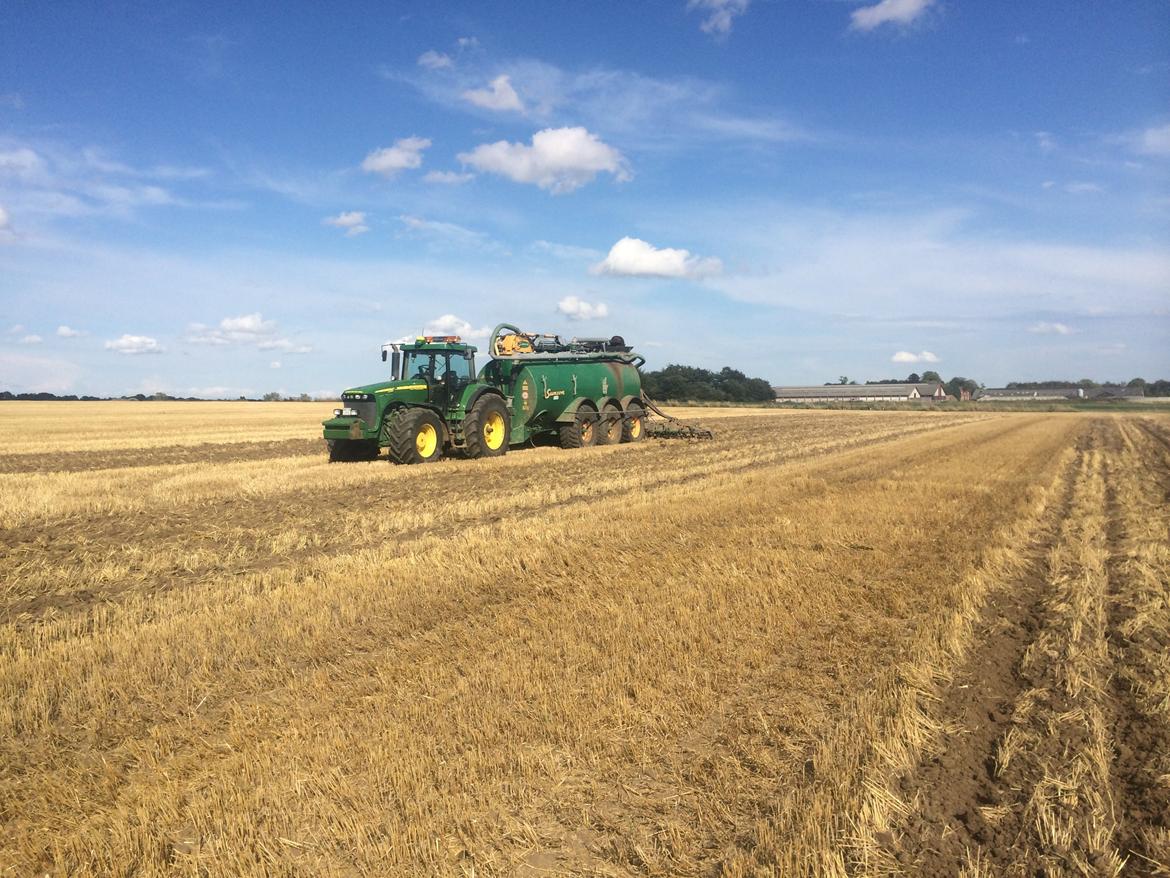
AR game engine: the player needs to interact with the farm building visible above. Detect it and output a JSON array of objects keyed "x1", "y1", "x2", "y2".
[
  {"x1": 976, "y1": 387, "x2": 1084, "y2": 401},
  {"x1": 772, "y1": 382, "x2": 946, "y2": 403}
]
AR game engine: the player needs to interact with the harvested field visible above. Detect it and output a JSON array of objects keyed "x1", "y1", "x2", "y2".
[{"x1": 1, "y1": 402, "x2": 1167, "y2": 876}]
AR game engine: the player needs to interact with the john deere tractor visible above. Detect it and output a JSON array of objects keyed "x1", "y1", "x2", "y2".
[{"x1": 322, "y1": 323, "x2": 649, "y2": 464}]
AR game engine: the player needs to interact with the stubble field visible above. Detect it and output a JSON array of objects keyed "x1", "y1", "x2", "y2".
[{"x1": 1, "y1": 401, "x2": 1168, "y2": 876}]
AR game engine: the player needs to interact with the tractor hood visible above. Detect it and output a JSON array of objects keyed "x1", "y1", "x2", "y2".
[{"x1": 339, "y1": 378, "x2": 431, "y2": 401}]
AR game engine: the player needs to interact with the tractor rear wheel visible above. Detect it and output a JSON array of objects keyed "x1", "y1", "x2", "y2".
[
  {"x1": 386, "y1": 408, "x2": 445, "y2": 465},
  {"x1": 559, "y1": 407, "x2": 598, "y2": 449},
  {"x1": 621, "y1": 401, "x2": 646, "y2": 443},
  {"x1": 463, "y1": 395, "x2": 510, "y2": 459},
  {"x1": 597, "y1": 402, "x2": 623, "y2": 445}
]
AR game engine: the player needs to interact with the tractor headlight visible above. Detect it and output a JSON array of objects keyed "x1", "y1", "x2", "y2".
[
  {"x1": 341, "y1": 407, "x2": 359, "y2": 417},
  {"x1": 334, "y1": 408, "x2": 343, "y2": 417}
]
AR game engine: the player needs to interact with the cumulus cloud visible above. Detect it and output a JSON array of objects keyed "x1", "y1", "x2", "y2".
[
  {"x1": 591, "y1": 236, "x2": 722, "y2": 279},
  {"x1": 106, "y1": 334, "x2": 163, "y2": 355},
  {"x1": 187, "y1": 312, "x2": 312, "y2": 353},
  {"x1": 688, "y1": 0, "x2": 751, "y2": 36},
  {"x1": 557, "y1": 295, "x2": 609, "y2": 320},
  {"x1": 851, "y1": 0, "x2": 935, "y2": 31},
  {"x1": 1134, "y1": 123, "x2": 1170, "y2": 157},
  {"x1": 1029, "y1": 321, "x2": 1076, "y2": 335},
  {"x1": 361, "y1": 136, "x2": 431, "y2": 177},
  {"x1": 462, "y1": 75, "x2": 524, "y2": 112},
  {"x1": 891, "y1": 350, "x2": 940, "y2": 364},
  {"x1": 423, "y1": 314, "x2": 491, "y2": 339},
  {"x1": 270, "y1": 360, "x2": 281, "y2": 369},
  {"x1": 458, "y1": 127, "x2": 629, "y2": 194},
  {"x1": 323, "y1": 210, "x2": 369, "y2": 236},
  {"x1": 57, "y1": 325, "x2": 85, "y2": 337},
  {"x1": 418, "y1": 50, "x2": 453, "y2": 70},
  {"x1": 423, "y1": 170, "x2": 474, "y2": 184},
  {"x1": 18, "y1": 334, "x2": 42, "y2": 344},
  {"x1": 457, "y1": 36, "x2": 479, "y2": 49}
]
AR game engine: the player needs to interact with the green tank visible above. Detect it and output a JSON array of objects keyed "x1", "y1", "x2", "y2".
[{"x1": 321, "y1": 322, "x2": 649, "y2": 464}]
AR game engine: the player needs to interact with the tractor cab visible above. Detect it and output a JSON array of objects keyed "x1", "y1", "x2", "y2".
[{"x1": 383, "y1": 336, "x2": 478, "y2": 410}]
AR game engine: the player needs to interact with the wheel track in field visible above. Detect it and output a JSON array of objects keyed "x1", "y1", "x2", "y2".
[
  {"x1": 0, "y1": 414, "x2": 996, "y2": 633},
  {"x1": 865, "y1": 421, "x2": 1091, "y2": 875},
  {"x1": 0, "y1": 438, "x2": 322, "y2": 474}
]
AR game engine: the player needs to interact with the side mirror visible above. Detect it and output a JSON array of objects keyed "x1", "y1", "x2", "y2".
[
  {"x1": 391, "y1": 351, "x2": 401, "y2": 379},
  {"x1": 381, "y1": 349, "x2": 387, "y2": 362}
]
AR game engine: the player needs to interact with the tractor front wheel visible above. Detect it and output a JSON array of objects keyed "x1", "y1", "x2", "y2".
[
  {"x1": 386, "y1": 408, "x2": 445, "y2": 465},
  {"x1": 463, "y1": 395, "x2": 510, "y2": 459}
]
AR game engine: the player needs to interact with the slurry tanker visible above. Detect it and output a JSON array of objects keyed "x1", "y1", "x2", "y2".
[{"x1": 323, "y1": 322, "x2": 681, "y2": 465}]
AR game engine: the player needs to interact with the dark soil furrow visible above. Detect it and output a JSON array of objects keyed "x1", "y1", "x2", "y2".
[
  {"x1": 884, "y1": 427, "x2": 1088, "y2": 876},
  {"x1": 0, "y1": 438, "x2": 322, "y2": 474}
]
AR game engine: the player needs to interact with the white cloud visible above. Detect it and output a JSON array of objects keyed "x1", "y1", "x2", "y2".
[
  {"x1": 1064, "y1": 182, "x2": 1103, "y2": 195},
  {"x1": 270, "y1": 360, "x2": 282, "y2": 369},
  {"x1": 850, "y1": 0, "x2": 935, "y2": 31},
  {"x1": 457, "y1": 36, "x2": 479, "y2": 49},
  {"x1": 186, "y1": 312, "x2": 309, "y2": 352},
  {"x1": 1028, "y1": 321, "x2": 1076, "y2": 335},
  {"x1": 592, "y1": 236, "x2": 722, "y2": 279},
  {"x1": 57, "y1": 325, "x2": 85, "y2": 338},
  {"x1": 418, "y1": 50, "x2": 453, "y2": 70},
  {"x1": 105, "y1": 334, "x2": 163, "y2": 355},
  {"x1": 458, "y1": 127, "x2": 630, "y2": 194},
  {"x1": 7, "y1": 324, "x2": 24, "y2": 335},
  {"x1": 891, "y1": 350, "x2": 939, "y2": 364},
  {"x1": 557, "y1": 295, "x2": 609, "y2": 320},
  {"x1": 0, "y1": 204, "x2": 8, "y2": 228},
  {"x1": 688, "y1": 0, "x2": 751, "y2": 36},
  {"x1": 0, "y1": 203, "x2": 11, "y2": 242},
  {"x1": 361, "y1": 137, "x2": 431, "y2": 177},
  {"x1": 18, "y1": 334, "x2": 42, "y2": 344},
  {"x1": 323, "y1": 210, "x2": 369, "y2": 236},
  {"x1": 1034, "y1": 131, "x2": 1056, "y2": 154},
  {"x1": 462, "y1": 75, "x2": 524, "y2": 112},
  {"x1": 530, "y1": 240, "x2": 603, "y2": 261},
  {"x1": 423, "y1": 314, "x2": 491, "y2": 340},
  {"x1": 423, "y1": 170, "x2": 475, "y2": 184},
  {"x1": 1135, "y1": 123, "x2": 1170, "y2": 157}
]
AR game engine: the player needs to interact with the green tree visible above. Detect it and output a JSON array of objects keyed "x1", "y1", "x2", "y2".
[
  {"x1": 921, "y1": 370, "x2": 941, "y2": 383},
  {"x1": 262, "y1": 391, "x2": 282, "y2": 401}
]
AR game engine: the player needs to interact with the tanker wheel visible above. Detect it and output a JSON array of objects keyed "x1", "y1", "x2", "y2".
[
  {"x1": 386, "y1": 408, "x2": 444, "y2": 465},
  {"x1": 463, "y1": 395, "x2": 510, "y2": 459},
  {"x1": 559, "y1": 407, "x2": 598, "y2": 449},
  {"x1": 621, "y1": 401, "x2": 646, "y2": 443},
  {"x1": 597, "y1": 402, "x2": 623, "y2": 445}
]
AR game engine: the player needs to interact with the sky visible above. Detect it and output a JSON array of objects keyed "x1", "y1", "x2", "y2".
[{"x1": 1, "y1": 0, "x2": 1168, "y2": 397}]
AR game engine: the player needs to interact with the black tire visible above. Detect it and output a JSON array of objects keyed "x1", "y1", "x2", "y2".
[
  {"x1": 327, "y1": 439, "x2": 379, "y2": 461},
  {"x1": 386, "y1": 408, "x2": 445, "y2": 465},
  {"x1": 621, "y1": 401, "x2": 646, "y2": 443},
  {"x1": 463, "y1": 395, "x2": 510, "y2": 459},
  {"x1": 597, "y1": 402, "x2": 623, "y2": 445},
  {"x1": 559, "y1": 406, "x2": 598, "y2": 449}
]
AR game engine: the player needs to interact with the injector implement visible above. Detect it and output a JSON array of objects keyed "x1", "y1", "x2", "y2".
[{"x1": 322, "y1": 322, "x2": 711, "y2": 464}]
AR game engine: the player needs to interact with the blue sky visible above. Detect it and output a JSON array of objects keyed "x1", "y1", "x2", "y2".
[{"x1": 2, "y1": 0, "x2": 1168, "y2": 397}]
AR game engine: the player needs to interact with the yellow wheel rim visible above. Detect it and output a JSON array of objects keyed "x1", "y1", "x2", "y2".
[
  {"x1": 416, "y1": 422, "x2": 438, "y2": 457},
  {"x1": 483, "y1": 411, "x2": 505, "y2": 450},
  {"x1": 630, "y1": 417, "x2": 642, "y2": 438},
  {"x1": 582, "y1": 420, "x2": 594, "y2": 443}
]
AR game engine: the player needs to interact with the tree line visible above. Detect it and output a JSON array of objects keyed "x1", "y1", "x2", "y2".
[{"x1": 640, "y1": 365, "x2": 775, "y2": 403}]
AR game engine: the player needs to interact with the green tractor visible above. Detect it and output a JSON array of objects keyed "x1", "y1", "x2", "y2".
[{"x1": 322, "y1": 323, "x2": 649, "y2": 464}]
